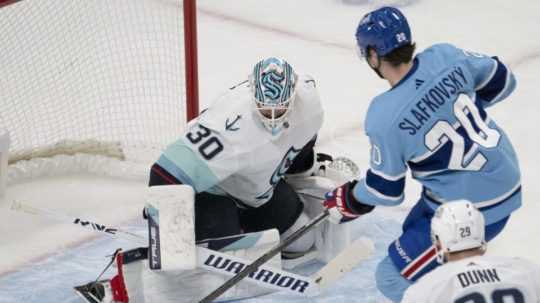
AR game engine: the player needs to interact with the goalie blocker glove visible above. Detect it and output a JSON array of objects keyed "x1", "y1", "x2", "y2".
[{"x1": 323, "y1": 180, "x2": 374, "y2": 224}]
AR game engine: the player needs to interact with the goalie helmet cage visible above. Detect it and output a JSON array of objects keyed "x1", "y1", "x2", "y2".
[{"x1": 0, "y1": 0, "x2": 199, "y2": 183}]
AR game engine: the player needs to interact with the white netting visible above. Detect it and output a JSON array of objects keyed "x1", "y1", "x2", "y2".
[{"x1": 0, "y1": 0, "x2": 188, "y2": 167}]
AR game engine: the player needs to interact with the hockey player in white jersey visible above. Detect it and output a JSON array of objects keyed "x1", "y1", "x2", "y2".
[
  {"x1": 150, "y1": 56, "x2": 329, "y2": 255},
  {"x1": 74, "y1": 57, "x2": 355, "y2": 303},
  {"x1": 402, "y1": 200, "x2": 540, "y2": 303}
]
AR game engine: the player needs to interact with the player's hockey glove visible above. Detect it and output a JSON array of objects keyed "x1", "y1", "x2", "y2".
[{"x1": 323, "y1": 180, "x2": 375, "y2": 224}]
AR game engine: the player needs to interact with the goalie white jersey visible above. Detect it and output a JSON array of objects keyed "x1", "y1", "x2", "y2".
[
  {"x1": 156, "y1": 75, "x2": 323, "y2": 207},
  {"x1": 402, "y1": 255, "x2": 540, "y2": 303}
]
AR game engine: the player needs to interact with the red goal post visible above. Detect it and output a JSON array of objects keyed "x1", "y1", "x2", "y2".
[{"x1": 0, "y1": 0, "x2": 199, "y2": 184}]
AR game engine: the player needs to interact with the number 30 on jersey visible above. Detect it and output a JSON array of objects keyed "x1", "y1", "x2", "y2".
[{"x1": 186, "y1": 124, "x2": 224, "y2": 160}]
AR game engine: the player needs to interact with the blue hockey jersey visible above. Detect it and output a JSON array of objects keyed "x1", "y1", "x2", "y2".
[{"x1": 353, "y1": 43, "x2": 521, "y2": 224}]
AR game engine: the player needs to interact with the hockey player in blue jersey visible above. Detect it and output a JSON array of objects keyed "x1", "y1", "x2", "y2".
[{"x1": 322, "y1": 6, "x2": 521, "y2": 302}]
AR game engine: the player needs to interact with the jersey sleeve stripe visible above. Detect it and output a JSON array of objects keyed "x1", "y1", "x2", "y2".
[
  {"x1": 365, "y1": 183, "x2": 404, "y2": 202},
  {"x1": 151, "y1": 163, "x2": 182, "y2": 184},
  {"x1": 366, "y1": 169, "x2": 405, "y2": 197},
  {"x1": 490, "y1": 65, "x2": 513, "y2": 104},
  {"x1": 353, "y1": 178, "x2": 404, "y2": 206},
  {"x1": 369, "y1": 167, "x2": 407, "y2": 181},
  {"x1": 157, "y1": 142, "x2": 220, "y2": 192},
  {"x1": 475, "y1": 58, "x2": 498, "y2": 90},
  {"x1": 475, "y1": 57, "x2": 510, "y2": 102},
  {"x1": 156, "y1": 155, "x2": 197, "y2": 187},
  {"x1": 423, "y1": 182, "x2": 521, "y2": 210}
]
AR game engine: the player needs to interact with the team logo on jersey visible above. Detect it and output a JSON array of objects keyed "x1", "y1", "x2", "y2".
[
  {"x1": 271, "y1": 146, "x2": 302, "y2": 185},
  {"x1": 225, "y1": 115, "x2": 241, "y2": 131},
  {"x1": 415, "y1": 79, "x2": 424, "y2": 89},
  {"x1": 256, "y1": 146, "x2": 301, "y2": 201}
]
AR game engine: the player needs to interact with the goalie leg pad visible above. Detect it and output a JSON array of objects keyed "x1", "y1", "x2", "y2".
[
  {"x1": 281, "y1": 212, "x2": 315, "y2": 253},
  {"x1": 314, "y1": 219, "x2": 351, "y2": 263},
  {"x1": 146, "y1": 185, "x2": 196, "y2": 271},
  {"x1": 194, "y1": 192, "x2": 242, "y2": 241},
  {"x1": 285, "y1": 155, "x2": 361, "y2": 264},
  {"x1": 289, "y1": 175, "x2": 353, "y2": 263}
]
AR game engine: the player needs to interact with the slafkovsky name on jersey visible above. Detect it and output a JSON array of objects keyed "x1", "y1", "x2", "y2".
[{"x1": 399, "y1": 66, "x2": 468, "y2": 136}]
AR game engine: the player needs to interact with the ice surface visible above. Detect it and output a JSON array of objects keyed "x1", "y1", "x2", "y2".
[{"x1": 1, "y1": 0, "x2": 539, "y2": 302}]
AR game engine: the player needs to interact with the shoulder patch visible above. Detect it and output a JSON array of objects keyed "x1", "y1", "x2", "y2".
[{"x1": 225, "y1": 115, "x2": 242, "y2": 131}]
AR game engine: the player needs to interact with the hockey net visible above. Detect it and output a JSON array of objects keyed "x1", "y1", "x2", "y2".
[{"x1": 0, "y1": 0, "x2": 198, "y2": 184}]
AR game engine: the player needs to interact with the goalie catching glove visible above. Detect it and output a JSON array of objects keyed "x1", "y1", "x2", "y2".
[{"x1": 323, "y1": 180, "x2": 375, "y2": 224}]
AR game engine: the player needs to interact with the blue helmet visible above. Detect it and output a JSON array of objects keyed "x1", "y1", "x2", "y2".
[{"x1": 355, "y1": 6, "x2": 411, "y2": 58}]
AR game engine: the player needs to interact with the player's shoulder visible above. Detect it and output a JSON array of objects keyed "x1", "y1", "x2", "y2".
[
  {"x1": 196, "y1": 81, "x2": 252, "y2": 133},
  {"x1": 297, "y1": 74, "x2": 318, "y2": 89},
  {"x1": 404, "y1": 260, "x2": 473, "y2": 303},
  {"x1": 482, "y1": 255, "x2": 540, "y2": 271},
  {"x1": 419, "y1": 43, "x2": 461, "y2": 58},
  {"x1": 417, "y1": 43, "x2": 473, "y2": 67},
  {"x1": 191, "y1": 81, "x2": 270, "y2": 149},
  {"x1": 292, "y1": 74, "x2": 324, "y2": 121},
  {"x1": 424, "y1": 42, "x2": 460, "y2": 52},
  {"x1": 364, "y1": 92, "x2": 401, "y2": 137},
  {"x1": 427, "y1": 260, "x2": 464, "y2": 280},
  {"x1": 295, "y1": 74, "x2": 322, "y2": 106},
  {"x1": 403, "y1": 267, "x2": 449, "y2": 303}
]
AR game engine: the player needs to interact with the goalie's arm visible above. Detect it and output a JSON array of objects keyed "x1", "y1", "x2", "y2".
[
  {"x1": 352, "y1": 116, "x2": 408, "y2": 207},
  {"x1": 149, "y1": 121, "x2": 240, "y2": 192},
  {"x1": 151, "y1": 140, "x2": 221, "y2": 191}
]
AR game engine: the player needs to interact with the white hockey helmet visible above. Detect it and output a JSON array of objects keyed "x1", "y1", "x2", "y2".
[
  {"x1": 430, "y1": 200, "x2": 486, "y2": 264},
  {"x1": 249, "y1": 57, "x2": 297, "y2": 136}
]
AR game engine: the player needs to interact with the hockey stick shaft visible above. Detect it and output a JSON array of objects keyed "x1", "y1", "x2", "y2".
[
  {"x1": 10, "y1": 200, "x2": 146, "y2": 244},
  {"x1": 199, "y1": 210, "x2": 330, "y2": 303},
  {"x1": 311, "y1": 236, "x2": 374, "y2": 287}
]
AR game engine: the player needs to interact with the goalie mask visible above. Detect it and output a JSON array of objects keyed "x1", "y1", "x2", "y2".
[
  {"x1": 249, "y1": 57, "x2": 297, "y2": 136},
  {"x1": 431, "y1": 200, "x2": 486, "y2": 264}
]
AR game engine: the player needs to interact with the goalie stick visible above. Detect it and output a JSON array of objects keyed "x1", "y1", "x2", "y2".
[
  {"x1": 10, "y1": 200, "x2": 144, "y2": 242},
  {"x1": 11, "y1": 200, "x2": 374, "y2": 300},
  {"x1": 312, "y1": 236, "x2": 374, "y2": 288},
  {"x1": 10, "y1": 200, "x2": 318, "y2": 295}
]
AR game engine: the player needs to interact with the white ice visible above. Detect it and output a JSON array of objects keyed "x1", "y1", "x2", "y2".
[{"x1": 1, "y1": 0, "x2": 539, "y2": 302}]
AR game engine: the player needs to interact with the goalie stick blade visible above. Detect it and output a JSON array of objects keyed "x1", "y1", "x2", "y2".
[
  {"x1": 198, "y1": 246, "x2": 319, "y2": 296},
  {"x1": 74, "y1": 280, "x2": 109, "y2": 303},
  {"x1": 312, "y1": 237, "x2": 374, "y2": 289}
]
